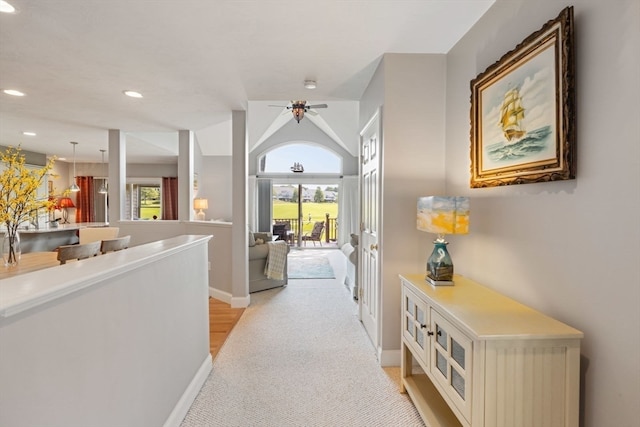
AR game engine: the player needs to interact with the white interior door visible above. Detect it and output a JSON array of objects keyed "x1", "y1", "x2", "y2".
[{"x1": 359, "y1": 110, "x2": 381, "y2": 349}]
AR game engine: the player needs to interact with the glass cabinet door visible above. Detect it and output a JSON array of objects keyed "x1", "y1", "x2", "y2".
[
  {"x1": 430, "y1": 309, "x2": 473, "y2": 422},
  {"x1": 402, "y1": 288, "x2": 429, "y2": 366}
]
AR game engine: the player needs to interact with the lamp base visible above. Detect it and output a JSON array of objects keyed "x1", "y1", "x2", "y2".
[
  {"x1": 196, "y1": 210, "x2": 205, "y2": 221},
  {"x1": 425, "y1": 275, "x2": 454, "y2": 286},
  {"x1": 426, "y1": 239, "x2": 454, "y2": 285}
]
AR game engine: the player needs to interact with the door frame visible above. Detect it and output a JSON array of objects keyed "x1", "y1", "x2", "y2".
[{"x1": 358, "y1": 107, "x2": 382, "y2": 351}]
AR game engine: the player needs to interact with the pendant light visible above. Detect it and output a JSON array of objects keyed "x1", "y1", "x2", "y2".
[
  {"x1": 69, "y1": 141, "x2": 80, "y2": 192},
  {"x1": 98, "y1": 149, "x2": 108, "y2": 194}
]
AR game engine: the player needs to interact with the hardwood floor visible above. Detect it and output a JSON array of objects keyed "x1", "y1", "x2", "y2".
[{"x1": 209, "y1": 297, "x2": 245, "y2": 359}]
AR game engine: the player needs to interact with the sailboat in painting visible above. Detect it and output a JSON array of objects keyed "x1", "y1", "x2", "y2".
[{"x1": 499, "y1": 87, "x2": 526, "y2": 143}]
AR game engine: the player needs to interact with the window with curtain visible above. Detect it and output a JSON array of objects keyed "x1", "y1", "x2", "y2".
[
  {"x1": 75, "y1": 176, "x2": 95, "y2": 223},
  {"x1": 161, "y1": 177, "x2": 178, "y2": 220},
  {"x1": 124, "y1": 178, "x2": 174, "y2": 220},
  {"x1": 125, "y1": 183, "x2": 160, "y2": 220}
]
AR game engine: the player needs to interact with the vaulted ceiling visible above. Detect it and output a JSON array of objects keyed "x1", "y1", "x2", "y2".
[{"x1": 0, "y1": 0, "x2": 494, "y2": 163}]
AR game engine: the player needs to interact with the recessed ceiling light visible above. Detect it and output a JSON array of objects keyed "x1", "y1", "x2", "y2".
[
  {"x1": 123, "y1": 90, "x2": 143, "y2": 98},
  {"x1": 22, "y1": 131, "x2": 36, "y2": 136},
  {"x1": 3, "y1": 89, "x2": 25, "y2": 96},
  {"x1": 0, "y1": 1, "x2": 16, "y2": 13},
  {"x1": 304, "y1": 80, "x2": 317, "y2": 90}
]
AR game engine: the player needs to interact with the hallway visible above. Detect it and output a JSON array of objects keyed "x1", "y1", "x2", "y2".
[{"x1": 181, "y1": 275, "x2": 423, "y2": 426}]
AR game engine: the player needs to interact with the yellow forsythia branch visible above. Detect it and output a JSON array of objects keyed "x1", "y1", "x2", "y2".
[{"x1": 0, "y1": 146, "x2": 56, "y2": 235}]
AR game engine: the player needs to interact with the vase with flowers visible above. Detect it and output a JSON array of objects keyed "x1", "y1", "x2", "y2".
[{"x1": 0, "y1": 146, "x2": 55, "y2": 266}]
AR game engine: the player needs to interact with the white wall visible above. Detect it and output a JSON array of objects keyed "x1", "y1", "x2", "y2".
[
  {"x1": 116, "y1": 221, "x2": 234, "y2": 299},
  {"x1": 445, "y1": 1, "x2": 639, "y2": 426},
  {"x1": 231, "y1": 110, "x2": 250, "y2": 307},
  {"x1": 0, "y1": 236, "x2": 212, "y2": 427},
  {"x1": 190, "y1": 221, "x2": 233, "y2": 297},
  {"x1": 197, "y1": 155, "x2": 232, "y2": 222},
  {"x1": 125, "y1": 162, "x2": 177, "y2": 178},
  {"x1": 360, "y1": 53, "x2": 448, "y2": 357}
]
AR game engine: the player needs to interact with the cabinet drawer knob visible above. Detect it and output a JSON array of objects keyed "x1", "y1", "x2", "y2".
[
  {"x1": 427, "y1": 331, "x2": 434, "y2": 336},
  {"x1": 420, "y1": 324, "x2": 427, "y2": 329}
]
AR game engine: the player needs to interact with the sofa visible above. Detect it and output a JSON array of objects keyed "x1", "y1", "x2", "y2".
[{"x1": 249, "y1": 232, "x2": 289, "y2": 293}]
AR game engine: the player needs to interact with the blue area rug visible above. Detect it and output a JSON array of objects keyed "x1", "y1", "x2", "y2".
[{"x1": 288, "y1": 254, "x2": 335, "y2": 279}]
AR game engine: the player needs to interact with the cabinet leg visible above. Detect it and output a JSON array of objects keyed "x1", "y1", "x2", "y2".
[{"x1": 400, "y1": 343, "x2": 411, "y2": 393}]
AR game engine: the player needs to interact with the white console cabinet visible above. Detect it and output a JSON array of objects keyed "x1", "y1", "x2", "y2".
[{"x1": 400, "y1": 274, "x2": 583, "y2": 427}]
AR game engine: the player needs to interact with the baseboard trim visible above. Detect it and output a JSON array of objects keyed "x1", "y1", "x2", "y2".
[
  {"x1": 231, "y1": 295, "x2": 250, "y2": 308},
  {"x1": 163, "y1": 353, "x2": 212, "y2": 427},
  {"x1": 209, "y1": 287, "x2": 231, "y2": 304},
  {"x1": 209, "y1": 287, "x2": 250, "y2": 308},
  {"x1": 379, "y1": 348, "x2": 401, "y2": 367}
]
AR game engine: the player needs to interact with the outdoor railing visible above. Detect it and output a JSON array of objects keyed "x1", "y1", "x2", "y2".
[{"x1": 274, "y1": 213, "x2": 337, "y2": 243}]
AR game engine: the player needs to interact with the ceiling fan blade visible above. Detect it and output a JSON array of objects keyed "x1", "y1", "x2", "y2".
[
  {"x1": 306, "y1": 104, "x2": 327, "y2": 109},
  {"x1": 268, "y1": 104, "x2": 288, "y2": 108}
]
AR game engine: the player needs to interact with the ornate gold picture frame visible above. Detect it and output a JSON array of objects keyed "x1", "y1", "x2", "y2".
[{"x1": 470, "y1": 6, "x2": 575, "y2": 188}]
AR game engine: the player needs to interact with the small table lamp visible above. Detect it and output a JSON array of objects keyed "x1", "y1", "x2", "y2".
[
  {"x1": 58, "y1": 197, "x2": 75, "y2": 224},
  {"x1": 417, "y1": 196, "x2": 469, "y2": 286},
  {"x1": 194, "y1": 198, "x2": 208, "y2": 221}
]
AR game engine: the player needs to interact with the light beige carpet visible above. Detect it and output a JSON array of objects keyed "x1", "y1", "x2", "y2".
[{"x1": 180, "y1": 278, "x2": 424, "y2": 426}]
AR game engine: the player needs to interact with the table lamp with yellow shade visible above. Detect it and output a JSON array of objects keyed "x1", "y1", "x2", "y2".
[
  {"x1": 417, "y1": 196, "x2": 469, "y2": 286},
  {"x1": 194, "y1": 198, "x2": 208, "y2": 221}
]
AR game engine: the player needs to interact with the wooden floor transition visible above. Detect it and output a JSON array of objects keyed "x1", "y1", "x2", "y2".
[{"x1": 209, "y1": 297, "x2": 245, "y2": 359}]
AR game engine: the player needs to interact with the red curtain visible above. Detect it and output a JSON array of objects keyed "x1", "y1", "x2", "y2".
[
  {"x1": 162, "y1": 177, "x2": 178, "y2": 220},
  {"x1": 75, "y1": 176, "x2": 95, "y2": 223}
]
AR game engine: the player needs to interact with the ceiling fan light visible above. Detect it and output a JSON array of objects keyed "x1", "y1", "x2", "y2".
[
  {"x1": 292, "y1": 107, "x2": 305, "y2": 123},
  {"x1": 290, "y1": 100, "x2": 307, "y2": 123}
]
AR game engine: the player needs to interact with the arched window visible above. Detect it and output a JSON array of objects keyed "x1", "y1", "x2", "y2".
[{"x1": 259, "y1": 143, "x2": 341, "y2": 174}]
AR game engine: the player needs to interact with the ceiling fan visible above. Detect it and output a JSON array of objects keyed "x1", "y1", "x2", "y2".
[{"x1": 270, "y1": 100, "x2": 328, "y2": 123}]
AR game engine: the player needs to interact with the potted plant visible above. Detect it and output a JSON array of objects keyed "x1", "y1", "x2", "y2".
[{"x1": 0, "y1": 146, "x2": 56, "y2": 266}]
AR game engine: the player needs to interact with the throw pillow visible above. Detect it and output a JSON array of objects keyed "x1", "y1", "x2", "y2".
[
  {"x1": 248, "y1": 231, "x2": 256, "y2": 247},
  {"x1": 254, "y1": 232, "x2": 271, "y2": 243},
  {"x1": 350, "y1": 233, "x2": 359, "y2": 247}
]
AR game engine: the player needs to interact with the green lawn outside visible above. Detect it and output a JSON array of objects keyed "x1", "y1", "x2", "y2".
[
  {"x1": 273, "y1": 200, "x2": 338, "y2": 234},
  {"x1": 140, "y1": 204, "x2": 161, "y2": 219},
  {"x1": 140, "y1": 201, "x2": 337, "y2": 228}
]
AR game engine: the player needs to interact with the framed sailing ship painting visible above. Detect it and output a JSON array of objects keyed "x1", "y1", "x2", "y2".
[{"x1": 470, "y1": 6, "x2": 575, "y2": 188}]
